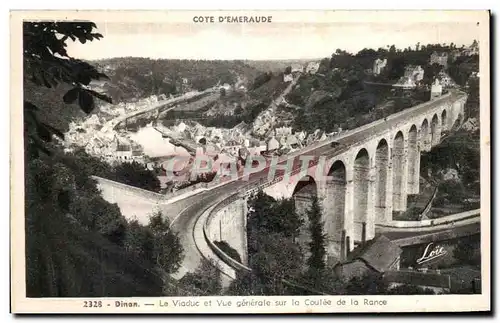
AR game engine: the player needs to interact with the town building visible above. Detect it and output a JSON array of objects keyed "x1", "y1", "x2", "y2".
[
  {"x1": 404, "y1": 65, "x2": 425, "y2": 82},
  {"x1": 221, "y1": 140, "x2": 243, "y2": 157},
  {"x1": 394, "y1": 76, "x2": 417, "y2": 89},
  {"x1": 334, "y1": 235, "x2": 402, "y2": 282},
  {"x1": 436, "y1": 71, "x2": 455, "y2": 88},
  {"x1": 430, "y1": 78, "x2": 443, "y2": 100},
  {"x1": 283, "y1": 73, "x2": 294, "y2": 83},
  {"x1": 373, "y1": 58, "x2": 388, "y2": 75},
  {"x1": 291, "y1": 64, "x2": 304, "y2": 73},
  {"x1": 305, "y1": 61, "x2": 320, "y2": 74}
]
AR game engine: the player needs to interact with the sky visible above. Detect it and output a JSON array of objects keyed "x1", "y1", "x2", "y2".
[{"x1": 66, "y1": 19, "x2": 481, "y2": 61}]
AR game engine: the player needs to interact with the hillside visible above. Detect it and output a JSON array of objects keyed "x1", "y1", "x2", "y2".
[
  {"x1": 283, "y1": 43, "x2": 479, "y2": 134},
  {"x1": 91, "y1": 57, "x2": 261, "y2": 103},
  {"x1": 243, "y1": 59, "x2": 320, "y2": 73}
]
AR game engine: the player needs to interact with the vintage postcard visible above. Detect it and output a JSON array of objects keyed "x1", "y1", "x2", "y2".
[{"x1": 10, "y1": 10, "x2": 490, "y2": 313}]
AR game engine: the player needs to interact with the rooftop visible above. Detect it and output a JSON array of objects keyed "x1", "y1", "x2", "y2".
[{"x1": 346, "y1": 235, "x2": 402, "y2": 273}]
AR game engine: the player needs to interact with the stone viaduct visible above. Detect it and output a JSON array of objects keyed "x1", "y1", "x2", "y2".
[{"x1": 204, "y1": 90, "x2": 468, "y2": 267}]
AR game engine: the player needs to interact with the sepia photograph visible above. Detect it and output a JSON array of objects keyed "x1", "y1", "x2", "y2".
[{"x1": 10, "y1": 10, "x2": 490, "y2": 313}]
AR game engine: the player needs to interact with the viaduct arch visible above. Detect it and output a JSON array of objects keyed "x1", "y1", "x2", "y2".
[{"x1": 196, "y1": 91, "x2": 468, "y2": 270}]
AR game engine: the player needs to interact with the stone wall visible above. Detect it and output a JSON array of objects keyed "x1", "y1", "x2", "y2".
[
  {"x1": 93, "y1": 176, "x2": 164, "y2": 225},
  {"x1": 204, "y1": 194, "x2": 248, "y2": 265}
]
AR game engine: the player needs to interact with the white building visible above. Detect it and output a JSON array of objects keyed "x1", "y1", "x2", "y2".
[
  {"x1": 305, "y1": 62, "x2": 320, "y2": 74},
  {"x1": 394, "y1": 76, "x2": 417, "y2": 89},
  {"x1": 430, "y1": 78, "x2": 443, "y2": 100},
  {"x1": 404, "y1": 65, "x2": 425, "y2": 82},
  {"x1": 266, "y1": 137, "x2": 280, "y2": 151},
  {"x1": 283, "y1": 73, "x2": 294, "y2": 83},
  {"x1": 373, "y1": 58, "x2": 388, "y2": 75}
]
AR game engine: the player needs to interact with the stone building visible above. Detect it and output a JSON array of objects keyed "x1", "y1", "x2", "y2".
[
  {"x1": 430, "y1": 78, "x2": 443, "y2": 100},
  {"x1": 404, "y1": 65, "x2": 425, "y2": 82},
  {"x1": 334, "y1": 235, "x2": 402, "y2": 282},
  {"x1": 373, "y1": 58, "x2": 388, "y2": 75},
  {"x1": 305, "y1": 61, "x2": 320, "y2": 74}
]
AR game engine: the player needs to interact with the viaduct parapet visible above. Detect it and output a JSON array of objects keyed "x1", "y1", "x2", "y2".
[{"x1": 204, "y1": 90, "x2": 467, "y2": 268}]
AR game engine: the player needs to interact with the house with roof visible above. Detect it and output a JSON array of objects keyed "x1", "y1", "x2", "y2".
[
  {"x1": 334, "y1": 235, "x2": 402, "y2": 282},
  {"x1": 221, "y1": 139, "x2": 242, "y2": 156}
]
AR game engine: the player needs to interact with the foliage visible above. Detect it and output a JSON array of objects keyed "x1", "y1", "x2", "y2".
[
  {"x1": 24, "y1": 22, "x2": 112, "y2": 157},
  {"x1": 420, "y1": 129, "x2": 480, "y2": 196},
  {"x1": 176, "y1": 258, "x2": 223, "y2": 296},
  {"x1": 113, "y1": 161, "x2": 161, "y2": 192},
  {"x1": 344, "y1": 272, "x2": 389, "y2": 295},
  {"x1": 147, "y1": 212, "x2": 184, "y2": 274},
  {"x1": 453, "y1": 235, "x2": 481, "y2": 267},
  {"x1": 62, "y1": 148, "x2": 162, "y2": 192},
  {"x1": 247, "y1": 190, "x2": 303, "y2": 242},
  {"x1": 246, "y1": 232, "x2": 303, "y2": 295},
  {"x1": 251, "y1": 72, "x2": 273, "y2": 90},
  {"x1": 93, "y1": 57, "x2": 260, "y2": 102},
  {"x1": 386, "y1": 284, "x2": 436, "y2": 295},
  {"x1": 306, "y1": 195, "x2": 326, "y2": 273},
  {"x1": 25, "y1": 157, "x2": 165, "y2": 297},
  {"x1": 24, "y1": 22, "x2": 184, "y2": 297},
  {"x1": 233, "y1": 190, "x2": 305, "y2": 295}
]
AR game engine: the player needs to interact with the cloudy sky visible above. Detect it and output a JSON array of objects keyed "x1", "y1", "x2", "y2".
[{"x1": 66, "y1": 13, "x2": 482, "y2": 60}]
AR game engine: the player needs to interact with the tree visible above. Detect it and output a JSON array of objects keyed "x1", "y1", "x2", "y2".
[
  {"x1": 177, "y1": 258, "x2": 223, "y2": 296},
  {"x1": 23, "y1": 22, "x2": 112, "y2": 158},
  {"x1": 147, "y1": 211, "x2": 184, "y2": 275},
  {"x1": 453, "y1": 235, "x2": 481, "y2": 267},
  {"x1": 306, "y1": 195, "x2": 326, "y2": 273},
  {"x1": 113, "y1": 161, "x2": 161, "y2": 192},
  {"x1": 23, "y1": 21, "x2": 172, "y2": 298},
  {"x1": 345, "y1": 272, "x2": 389, "y2": 295},
  {"x1": 249, "y1": 233, "x2": 303, "y2": 295}
]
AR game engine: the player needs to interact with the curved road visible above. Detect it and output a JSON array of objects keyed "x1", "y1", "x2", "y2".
[{"x1": 164, "y1": 90, "x2": 467, "y2": 278}]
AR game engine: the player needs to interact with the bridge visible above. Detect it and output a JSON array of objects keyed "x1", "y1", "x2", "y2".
[{"x1": 96, "y1": 90, "x2": 471, "y2": 282}]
